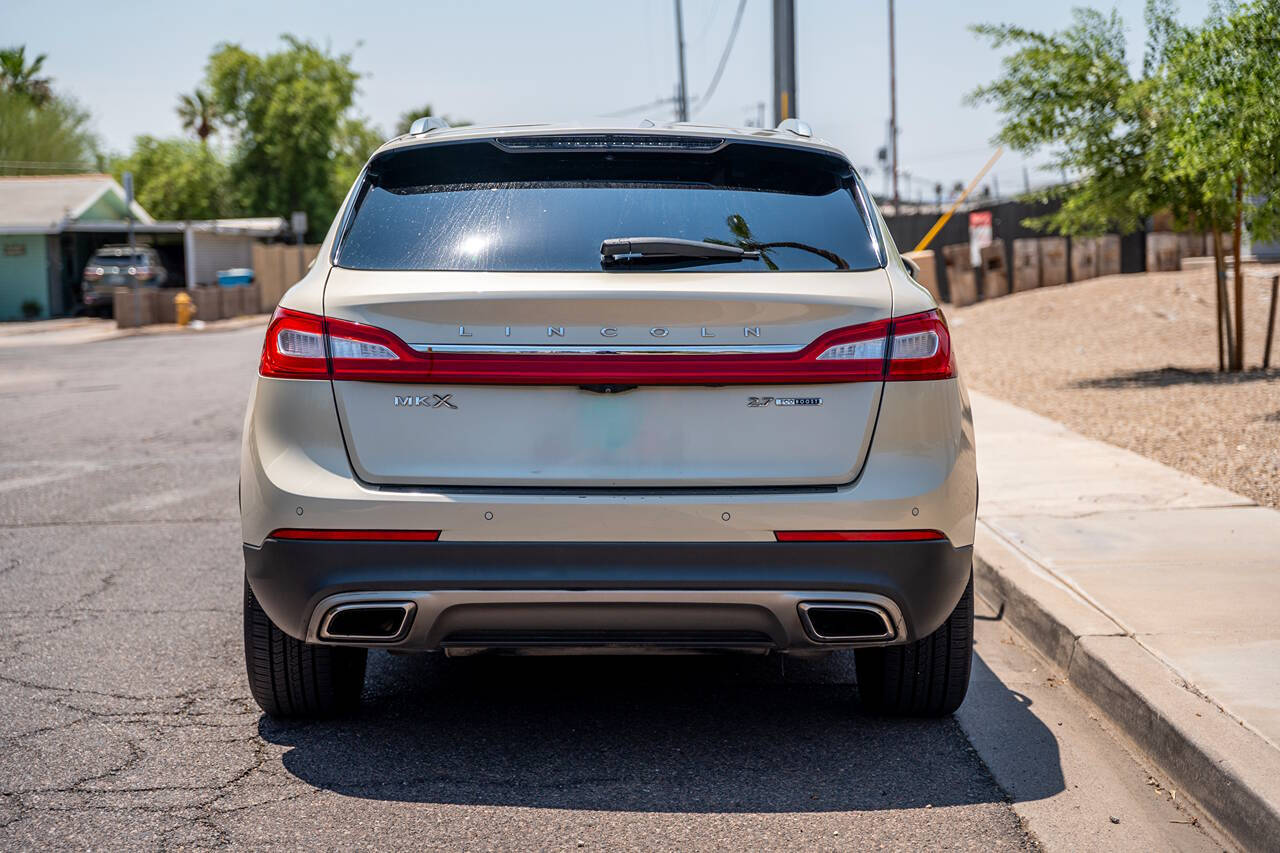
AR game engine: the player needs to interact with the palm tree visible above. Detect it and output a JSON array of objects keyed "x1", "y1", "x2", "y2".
[
  {"x1": 176, "y1": 89, "x2": 218, "y2": 144},
  {"x1": 0, "y1": 46, "x2": 52, "y2": 106}
]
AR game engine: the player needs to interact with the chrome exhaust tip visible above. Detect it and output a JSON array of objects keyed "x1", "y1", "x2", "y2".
[
  {"x1": 318, "y1": 601, "x2": 415, "y2": 643},
  {"x1": 797, "y1": 602, "x2": 896, "y2": 643}
]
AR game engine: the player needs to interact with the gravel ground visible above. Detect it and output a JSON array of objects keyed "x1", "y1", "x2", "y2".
[{"x1": 950, "y1": 265, "x2": 1280, "y2": 509}]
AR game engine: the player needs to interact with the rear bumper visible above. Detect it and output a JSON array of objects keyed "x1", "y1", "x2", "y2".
[{"x1": 244, "y1": 537, "x2": 972, "y2": 650}]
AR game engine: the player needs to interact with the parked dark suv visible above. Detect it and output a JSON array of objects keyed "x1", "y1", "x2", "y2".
[{"x1": 81, "y1": 245, "x2": 169, "y2": 315}]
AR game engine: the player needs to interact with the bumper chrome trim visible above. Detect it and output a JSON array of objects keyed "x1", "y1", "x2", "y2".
[{"x1": 304, "y1": 589, "x2": 907, "y2": 651}]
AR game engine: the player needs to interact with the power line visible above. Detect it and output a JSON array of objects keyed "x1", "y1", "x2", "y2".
[
  {"x1": 692, "y1": 0, "x2": 749, "y2": 116},
  {"x1": 692, "y1": 0, "x2": 725, "y2": 45},
  {"x1": 600, "y1": 95, "x2": 677, "y2": 118}
]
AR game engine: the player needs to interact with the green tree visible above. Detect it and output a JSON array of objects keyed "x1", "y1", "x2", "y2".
[
  {"x1": 0, "y1": 89, "x2": 98, "y2": 175},
  {"x1": 0, "y1": 45, "x2": 52, "y2": 105},
  {"x1": 176, "y1": 88, "x2": 218, "y2": 144},
  {"x1": 1151, "y1": 0, "x2": 1280, "y2": 370},
  {"x1": 331, "y1": 116, "x2": 384, "y2": 200},
  {"x1": 205, "y1": 36, "x2": 360, "y2": 240},
  {"x1": 969, "y1": 0, "x2": 1280, "y2": 372},
  {"x1": 111, "y1": 136, "x2": 237, "y2": 221},
  {"x1": 968, "y1": 8, "x2": 1155, "y2": 236}
]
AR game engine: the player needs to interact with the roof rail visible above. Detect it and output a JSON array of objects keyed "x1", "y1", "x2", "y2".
[
  {"x1": 408, "y1": 116, "x2": 451, "y2": 135},
  {"x1": 776, "y1": 118, "x2": 813, "y2": 138}
]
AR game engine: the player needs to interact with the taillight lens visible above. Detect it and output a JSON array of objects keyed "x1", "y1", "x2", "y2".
[
  {"x1": 258, "y1": 308, "x2": 955, "y2": 384},
  {"x1": 326, "y1": 316, "x2": 430, "y2": 381},
  {"x1": 261, "y1": 309, "x2": 329, "y2": 378},
  {"x1": 259, "y1": 308, "x2": 428, "y2": 380},
  {"x1": 887, "y1": 310, "x2": 954, "y2": 380}
]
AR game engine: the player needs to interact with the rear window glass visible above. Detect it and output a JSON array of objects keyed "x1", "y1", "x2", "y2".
[
  {"x1": 91, "y1": 254, "x2": 146, "y2": 265},
  {"x1": 336, "y1": 138, "x2": 883, "y2": 272}
]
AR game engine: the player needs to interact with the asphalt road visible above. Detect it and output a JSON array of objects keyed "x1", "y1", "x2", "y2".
[{"x1": 0, "y1": 322, "x2": 1225, "y2": 850}]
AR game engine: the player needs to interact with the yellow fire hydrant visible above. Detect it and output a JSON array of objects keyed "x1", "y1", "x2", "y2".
[{"x1": 174, "y1": 292, "x2": 196, "y2": 327}]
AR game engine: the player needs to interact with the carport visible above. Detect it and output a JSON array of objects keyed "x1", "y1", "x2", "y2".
[{"x1": 63, "y1": 217, "x2": 288, "y2": 295}]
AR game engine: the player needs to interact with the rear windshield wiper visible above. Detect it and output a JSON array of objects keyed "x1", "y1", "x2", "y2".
[{"x1": 600, "y1": 237, "x2": 761, "y2": 264}]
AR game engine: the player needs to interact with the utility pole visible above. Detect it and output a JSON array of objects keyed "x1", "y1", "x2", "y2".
[
  {"x1": 674, "y1": 0, "x2": 690, "y2": 122},
  {"x1": 888, "y1": 0, "x2": 900, "y2": 208},
  {"x1": 772, "y1": 0, "x2": 797, "y2": 123},
  {"x1": 123, "y1": 172, "x2": 136, "y2": 275}
]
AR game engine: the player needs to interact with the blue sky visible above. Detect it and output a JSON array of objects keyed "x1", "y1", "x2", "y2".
[{"x1": 11, "y1": 0, "x2": 1210, "y2": 197}]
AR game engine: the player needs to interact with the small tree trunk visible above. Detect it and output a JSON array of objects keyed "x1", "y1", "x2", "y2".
[
  {"x1": 1232, "y1": 175, "x2": 1245, "y2": 371},
  {"x1": 1212, "y1": 226, "x2": 1228, "y2": 372}
]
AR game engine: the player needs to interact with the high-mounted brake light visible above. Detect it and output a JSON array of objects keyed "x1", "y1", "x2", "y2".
[{"x1": 258, "y1": 308, "x2": 954, "y2": 384}]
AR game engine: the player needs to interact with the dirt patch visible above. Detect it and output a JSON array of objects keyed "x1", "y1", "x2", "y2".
[{"x1": 950, "y1": 265, "x2": 1280, "y2": 509}]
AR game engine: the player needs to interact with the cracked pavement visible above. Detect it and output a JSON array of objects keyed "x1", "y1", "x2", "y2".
[{"x1": 0, "y1": 324, "x2": 1216, "y2": 850}]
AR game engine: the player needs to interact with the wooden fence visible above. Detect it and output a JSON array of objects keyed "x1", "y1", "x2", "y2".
[{"x1": 251, "y1": 243, "x2": 321, "y2": 313}]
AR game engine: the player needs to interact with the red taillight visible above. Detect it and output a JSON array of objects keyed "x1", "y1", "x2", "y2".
[
  {"x1": 774, "y1": 530, "x2": 946, "y2": 542},
  {"x1": 267, "y1": 528, "x2": 440, "y2": 541},
  {"x1": 260, "y1": 308, "x2": 330, "y2": 378},
  {"x1": 887, "y1": 310, "x2": 954, "y2": 381},
  {"x1": 258, "y1": 308, "x2": 954, "y2": 385},
  {"x1": 259, "y1": 308, "x2": 429, "y2": 380}
]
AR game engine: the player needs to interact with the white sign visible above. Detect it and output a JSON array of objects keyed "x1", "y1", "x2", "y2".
[{"x1": 969, "y1": 211, "x2": 993, "y2": 267}]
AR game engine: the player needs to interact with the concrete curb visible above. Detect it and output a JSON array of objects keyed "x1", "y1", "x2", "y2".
[{"x1": 973, "y1": 522, "x2": 1280, "y2": 852}]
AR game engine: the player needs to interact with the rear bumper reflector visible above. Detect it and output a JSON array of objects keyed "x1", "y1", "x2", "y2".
[
  {"x1": 268, "y1": 529, "x2": 441, "y2": 542},
  {"x1": 774, "y1": 530, "x2": 946, "y2": 542}
]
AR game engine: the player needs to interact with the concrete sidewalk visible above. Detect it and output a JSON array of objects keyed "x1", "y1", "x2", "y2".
[
  {"x1": 971, "y1": 390, "x2": 1280, "y2": 850},
  {"x1": 0, "y1": 314, "x2": 268, "y2": 348}
]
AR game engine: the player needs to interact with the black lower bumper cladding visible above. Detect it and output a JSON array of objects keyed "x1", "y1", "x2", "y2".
[{"x1": 244, "y1": 538, "x2": 973, "y2": 643}]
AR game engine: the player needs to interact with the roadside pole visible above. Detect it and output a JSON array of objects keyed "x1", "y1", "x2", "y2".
[
  {"x1": 291, "y1": 211, "x2": 308, "y2": 278},
  {"x1": 673, "y1": 0, "x2": 689, "y2": 122},
  {"x1": 772, "y1": 0, "x2": 797, "y2": 123},
  {"x1": 1265, "y1": 274, "x2": 1278, "y2": 370},
  {"x1": 123, "y1": 172, "x2": 136, "y2": 284},
  {"x1": 888, "y1": 0, "x2": 899, "y2": 208}
]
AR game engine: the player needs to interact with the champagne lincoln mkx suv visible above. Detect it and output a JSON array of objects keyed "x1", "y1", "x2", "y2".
[{"x1": 241, "y1": 118, "x2": 977, "y2": 718}]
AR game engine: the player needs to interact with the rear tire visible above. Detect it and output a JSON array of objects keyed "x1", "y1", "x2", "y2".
[
  {"x1": 854, "y1": 574, "x2": 973, "y2": 716},
  {"x1": 243, "y1": 579, "x2": 367, "y2": 718}
]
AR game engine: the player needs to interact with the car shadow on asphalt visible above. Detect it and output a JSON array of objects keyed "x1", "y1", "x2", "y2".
[{"x1": 259, "y1": 649, "x2": 1065, "y2": 812}]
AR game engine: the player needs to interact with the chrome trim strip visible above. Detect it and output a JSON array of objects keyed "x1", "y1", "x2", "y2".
[
  {"x1": 306, "y1": 590, "x2": 906, "y2": 650},
  {"x1": 409, "y1": 343, "x2": 807, "y2": 355}
]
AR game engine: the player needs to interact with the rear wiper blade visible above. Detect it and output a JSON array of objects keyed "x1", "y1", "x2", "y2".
[{"x1": 600, "y1": 237, "x2": 761, "y2": 263}]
